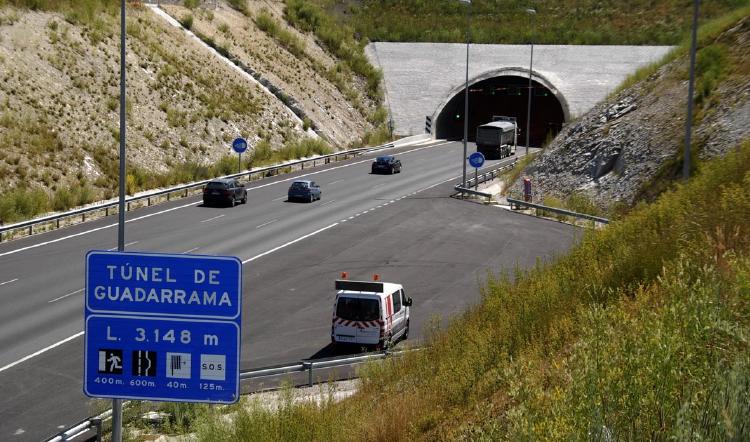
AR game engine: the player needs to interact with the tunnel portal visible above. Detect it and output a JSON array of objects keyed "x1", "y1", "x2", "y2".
[{"x1": 435, "y1": 75, "x2": 566, "y2": 147}]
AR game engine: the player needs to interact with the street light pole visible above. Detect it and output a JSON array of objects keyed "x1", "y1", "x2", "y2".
[
  {"x1": 459, "y1": 0, "x2": 471, "y2": 189},
  {"x1": 525, "y1": 7, "x2": 536, "y2": 156},
  {"x1": 684, "y1": 0, "x2": 700, "y2": 180}
]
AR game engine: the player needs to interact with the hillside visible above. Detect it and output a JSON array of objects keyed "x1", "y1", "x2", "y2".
[
  {"x1": 0, "y1": 0, "x2": 379, "y2": 223},
  {"x1": 123, "y1": 9, "x2": 750, "y2": 442},
  {"x1": 512, "y1": 8, "x2": 750, "y2": 213},
  {"x1": 310, "y1": 0, "x2": 747, "y2": 45}
]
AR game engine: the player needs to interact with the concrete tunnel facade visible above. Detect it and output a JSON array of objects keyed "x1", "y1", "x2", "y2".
[{"x1": 365, "y1": 43, "x2": 673, "y2": 141}]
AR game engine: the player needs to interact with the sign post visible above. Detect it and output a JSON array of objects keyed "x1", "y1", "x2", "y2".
[
  {"x1": 232, "y1": 138, "x2": 248, "y2": 174},
  {"x1": 84, "y1": 251, "x2": 242, "y2": 406},
  {"x1": 467, "y1": 151, "x2": 485, "y2": 190}
]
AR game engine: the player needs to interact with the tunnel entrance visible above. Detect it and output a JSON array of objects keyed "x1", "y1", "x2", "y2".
[{"x1": 435, "y1": 75, "x2": 566, "y2": 147}]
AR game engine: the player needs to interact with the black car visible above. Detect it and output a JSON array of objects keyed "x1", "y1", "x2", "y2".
[
  {"x1": 371, "y1": 155, "x2": 402, "y2": 174},
  {"x1": 202, "y1": 178, "x2": 247, "y2": 207},
  {"x1": 287, "y1": 180, "x2": 322, "y2": 202}
]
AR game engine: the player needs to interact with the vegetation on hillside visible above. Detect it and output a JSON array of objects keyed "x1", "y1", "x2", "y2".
[
  {"x1": 316, "y1": 0, "x2": 749, "y2": 45},
  {"x1": 112, "y1": 9, "x2": 750, "y2": 441},
  {"x1": 126, "y1": 125, "x2": 750, "y2": 442}
]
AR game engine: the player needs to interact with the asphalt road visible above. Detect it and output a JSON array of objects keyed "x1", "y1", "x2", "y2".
[{"x1": 0, "y1": 140, "x2": 579, "y2": 440}]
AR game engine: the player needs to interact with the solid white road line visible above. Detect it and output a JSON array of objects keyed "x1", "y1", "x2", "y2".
[
  {"x1": 0, "y1": 142, "x2": 459, "y2": 371},
  {"x1": 200, "y1": 214, "x2": 225, "y2": 223},
  {"x1": 0, "y1": 142, "x2": 455, "y2": 259},
  {"x1": 272, "y1": 195, "x2": 287, "y2": 201},
  {"x1": 182, "y1": 247, "x2": 200, "y2": 254},
  {"x1": 0, "y1": 278, "x2": 18, "y2": 286},
  {"x1": 0, "y1": 201, "x2": 198, "y2": 258},
  {"x1": 0, "y1": 331, "x2": 85, "y2": 374},
  {"x1": 255, "y1": 219, "x2": 279, "y2": 229},
  {"x1": 327, "y1": 179, "x2": 345, "y2": 185},
  {"x1": 48, "y1": 288, "x2": 84, "y2": 303},
  {"x1": 242, "y1": 223, "x2": 338, "y2": 264}
]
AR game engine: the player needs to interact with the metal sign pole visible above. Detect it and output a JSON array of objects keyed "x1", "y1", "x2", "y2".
[
  {"x1": 113, "y1": 0, "x2": 126, "y2": 440},
  {"x1": 238, "y1": 152, "x2": 242, "y2": 174},
  {"x1": 684, "y1": 0, "x2": 700, "y2": 180}
]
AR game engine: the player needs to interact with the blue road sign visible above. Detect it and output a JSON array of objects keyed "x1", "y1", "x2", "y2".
[
  {"x1": 468, "y1": 152, "x2": 485, "y2": 169},
  {"x1": 84, "y1": 251, "x2": 242, "y2": 404},
  {"x1": 232, "y1": 137, "x2": 248, "y2": 154}
]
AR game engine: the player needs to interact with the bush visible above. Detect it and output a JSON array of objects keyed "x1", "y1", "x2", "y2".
[{"x1": 180, "y1": 14, "x2": 193, "y2": 30}]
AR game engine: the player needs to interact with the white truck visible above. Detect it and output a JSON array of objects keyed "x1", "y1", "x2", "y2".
[{"x1": 331, "y1": 278, "x2": 412, "y2": 349}]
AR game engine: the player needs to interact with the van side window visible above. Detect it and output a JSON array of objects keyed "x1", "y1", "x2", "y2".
[{"x1": 393, "y1": 290, "x2": 402, "y2": 312}]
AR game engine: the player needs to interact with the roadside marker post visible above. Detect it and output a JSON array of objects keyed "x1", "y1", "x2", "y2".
[{"x1": 84, "y1": 251, "x2": 242, "y2": 404}]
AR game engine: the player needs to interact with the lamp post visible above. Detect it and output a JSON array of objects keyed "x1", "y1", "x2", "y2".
[
  {"x1": 525, "y1": 7, "x2": 536, "y2": 156},
  {"x1": 459, "y1": 0, "x2": 471, "y2": 190},
  {"x1": 684, "y1": 0, "x2": 700, "y2": 180}
]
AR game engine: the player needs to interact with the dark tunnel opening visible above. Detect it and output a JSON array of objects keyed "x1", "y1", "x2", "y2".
[{"x1": 435, "y1": 75, "x2": 565, "y2": 147}]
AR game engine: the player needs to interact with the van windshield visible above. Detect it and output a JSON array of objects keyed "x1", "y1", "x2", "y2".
[{"x1": 336, "y1": 297, "x2": 380, "y2": 321}]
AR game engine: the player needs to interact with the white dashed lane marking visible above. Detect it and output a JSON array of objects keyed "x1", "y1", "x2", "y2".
[
  {"x1": 0, "y1": 278, "x2": 18, "y2": 287},
  {"x1": 48, "y1": 288, "x2": 84, "y2": 303}
]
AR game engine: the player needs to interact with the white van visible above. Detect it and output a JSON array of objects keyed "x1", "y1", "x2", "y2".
[{"x1": 332, "y1": 279, "x2": 412, "y2": 349}]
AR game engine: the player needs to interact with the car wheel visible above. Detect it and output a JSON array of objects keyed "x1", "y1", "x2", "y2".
[
  {"x1": 403, "y1": 320, "x2": 409, "y2": 340},
  {"x1": 309, "y1": 194, "x2": 314, "y2": 203},
  {"x1": 241, "y1": 193, "x2": 247, "y2": 204}
]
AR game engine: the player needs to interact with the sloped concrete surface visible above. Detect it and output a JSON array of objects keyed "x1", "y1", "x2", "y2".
[{"x1": 366, "y1": 43, "x2": 672, "y2": 136}]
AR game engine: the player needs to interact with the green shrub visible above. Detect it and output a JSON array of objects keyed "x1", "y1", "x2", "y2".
[
  {"x1": 180, "y1": 14, "x2": 193, "y2": 30},
  {"x1": 0, "y1": 187, "x2": 49, "y2": 223}
]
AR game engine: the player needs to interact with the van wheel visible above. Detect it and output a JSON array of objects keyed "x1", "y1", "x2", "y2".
[{"x1": 403, "y1": 320, "x2": 410, "y2": 340}]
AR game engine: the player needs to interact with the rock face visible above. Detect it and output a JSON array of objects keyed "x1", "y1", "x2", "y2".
[{"x1": 514, "y1": 16, "x2": 750, "y2": 210}]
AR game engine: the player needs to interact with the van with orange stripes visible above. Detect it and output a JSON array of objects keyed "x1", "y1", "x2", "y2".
[{"x1": 332, "y1": 278, "x2": 412, "y2": 349}]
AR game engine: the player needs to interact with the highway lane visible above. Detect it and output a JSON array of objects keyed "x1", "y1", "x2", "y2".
[
  {"x1": 0, "y1": 140, "x2": 576, "y2": 440},
  {"x1": 0, "y1": 140, "x2": 458, "y2": 369}
]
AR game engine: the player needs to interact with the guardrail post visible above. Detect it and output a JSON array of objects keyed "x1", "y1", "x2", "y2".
[
  {"x1": 167, "y1": 193, "x2": 170, "y2": 202},
  {"x1": 184, "y1": 189, "x2": 188, "y2": 198},
  {"x1": 105, "y1": 207, "x2": 109, "y2": 217},
  {"x1": 147, "y1": 197, "x2": 151, "y2": 206},
  {"x1": 82, "y1": 213, "x2": 86, "y2": 222},
  {"x1": 127, "y1": 202, "x2": 131, "y2": 212},
  {"x1": 91, "y1": 417, "x2": 103, "y2": 442},
  {"x1": 57, "y1": 219, "x2": 60, "y2": 228},
  {"x1": 302, "y1": 361, "x2": 314, "y2": 387},
  {"x1": 29, "y1": 225, "x2": 32, "y2": 236}
]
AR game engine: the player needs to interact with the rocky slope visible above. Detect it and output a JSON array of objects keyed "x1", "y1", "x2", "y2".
[
  {"x1": 0, "y1": 1, "x2": 376, "y2": 202},
  {"x1": 514, "y1": 14, "x2": 750, "y2": 211}
]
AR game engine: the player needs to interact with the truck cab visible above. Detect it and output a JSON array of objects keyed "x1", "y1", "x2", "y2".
[{"x1": 332, "y1": 278, "x2": 412, "y2": 349}]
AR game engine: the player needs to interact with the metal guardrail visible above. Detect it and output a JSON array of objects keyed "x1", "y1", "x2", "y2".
[
  {"x1": 0, "y1": 143, "x2": 394, "y2": 243},
  {"x1": 507, "y1": 197, "x2": 610, "y2": 224},
  {"x1": 45, "y1": 349, "x2": 409, "y2": 441},
  {"x1": 454, "y1": 159, "x2": 518, "y2": 201}
]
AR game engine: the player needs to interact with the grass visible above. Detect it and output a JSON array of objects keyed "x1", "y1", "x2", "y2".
[
  {"x1": 143, "y1": 137, "x2": 750, "y2": 442},
  {"x1": 284, "y1": 0, "x2": 383, "y2": 101},
  {"x1": 320, "y1": 0, "x2": 750, "y2": 46},
  {"x1": 254, "y1": 9, "x2": 306, "y2": 58}
]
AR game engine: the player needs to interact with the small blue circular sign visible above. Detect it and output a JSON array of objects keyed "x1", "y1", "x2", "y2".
[
  {"x1": 232, "y1": 137, "x2": 248, "y2": 154},
  {"x1": 468, "y1": 152, "x2": 485, "y2": 169}
]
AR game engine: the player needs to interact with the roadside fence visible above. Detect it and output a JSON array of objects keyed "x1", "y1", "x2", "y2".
[
  {"x1": 0, "y1": 143, "x2": 394, "y2": 243},
  {"x1": 507, "y1": 197, "x2": 610, "y2": 225},
  {"x1": 45, "y1": 348, "x2": 412, "y2": 442}
]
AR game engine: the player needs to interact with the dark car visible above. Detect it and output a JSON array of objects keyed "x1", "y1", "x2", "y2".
[
  {"x1": 202, "y1": 178, "x2": 247, "y2": 207},
  {"x1": 287, "y1": 180, "x2": 321, "y2": 202},
  {"x1": 371, "y1": 155, "x2": 402, "y2": 174}
]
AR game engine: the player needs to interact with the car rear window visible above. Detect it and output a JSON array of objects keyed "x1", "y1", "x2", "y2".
[
  {"x1": 206, "y1": 181, "x2": 227, "y2": 189},
  {"x1": 336, "y1": 297, "x2": 380, "y2": 321},
  {"x1": 376, "y1": 157, "x2": 392, "y2": 164},
  {"x1": 290, "y1": 182, "x2": 309, "y2": 189}
]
